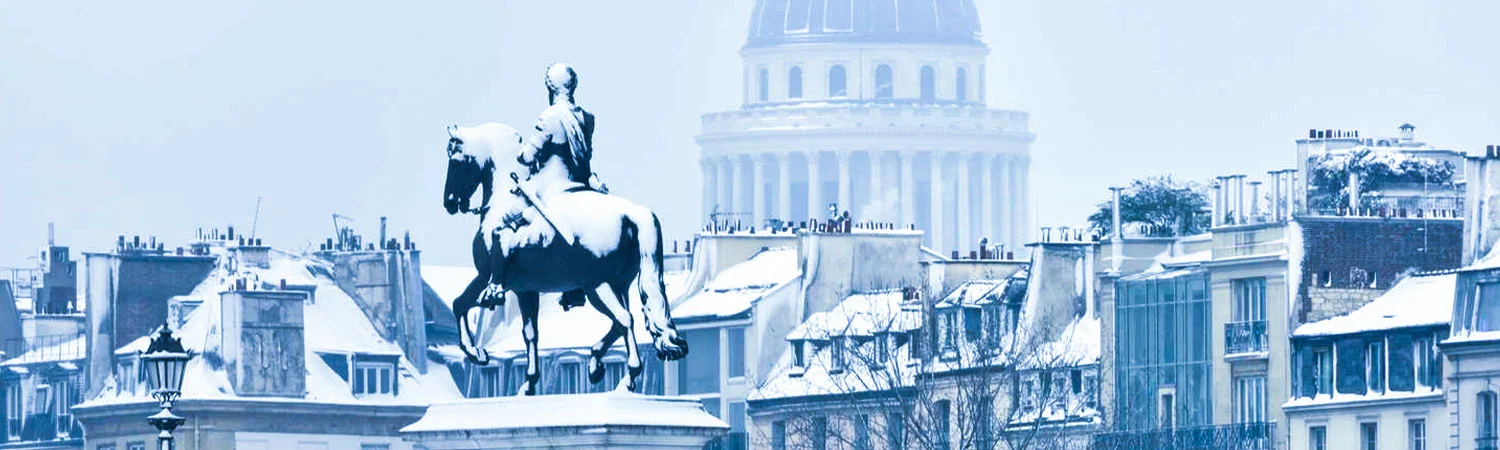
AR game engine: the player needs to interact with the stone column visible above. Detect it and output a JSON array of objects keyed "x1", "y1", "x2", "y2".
[
  {"x1": 730, "y1": 156, "x2": 745, "y2": 223},
  {"x1": 807, "y1": 151, "x2": 822, "y2": 222},
  {"x1": 1012, "y1": 155, "x2": 1030, "y2": 247},
  {"x1": 930, "y1": 152, "x2": 945, "y2": 253},
  {"x1": 870, "y1": 150, "x2": 884, "y2": 221},
  {"x1": 981, "y1": 153, "x2": 995, "y2": 246},
  {"x1": 752, "y1": 155, "x2": 766, "y2": 227},
  {"x1": 956, "y1": 152, "x2": 971, "y2": 254},
  {"x1": 717, "y1": 155, "x2": 733, "y2": 222},
  {"x1": 996, "y1": 154, "x2": 1012, "y2": 250},
  {"x1": 836, "y1": 150, "x2": 852, "y2": 216},
  {"x1": 701, "y1": 157, "x2": 716, "y2": 224},
  {"x1": 900, "y1": 151, "x2": 916, "y2": 228},
  {"x1": 778, "y1": 153, "x2": 792, "y2": 222}
]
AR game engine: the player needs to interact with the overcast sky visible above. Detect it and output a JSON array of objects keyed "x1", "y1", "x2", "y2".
[{"x1": 2, "y1": 0, "x2": 1496, "y2": 266}]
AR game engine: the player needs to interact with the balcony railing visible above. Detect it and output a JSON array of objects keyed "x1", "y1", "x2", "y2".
[
  {"x1": 1225, "y1": 321, "x2": 1268, "y2": 355},
  {"x1": 1092, "y1": 422, "x2": 1277, "y2": 450}
]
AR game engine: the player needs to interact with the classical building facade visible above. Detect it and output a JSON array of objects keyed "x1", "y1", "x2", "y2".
[{"x1": 697, "y1": 0, "x2": 1035, "y2": 256}]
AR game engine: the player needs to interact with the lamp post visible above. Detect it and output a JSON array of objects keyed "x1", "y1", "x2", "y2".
[{"x1": 141, "y1": 325, "x2": 193, "y2": 450}]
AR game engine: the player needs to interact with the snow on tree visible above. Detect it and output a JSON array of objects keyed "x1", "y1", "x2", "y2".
[{"x1": 1087, "y1": 176, "x2": 1209, "y2": 238}]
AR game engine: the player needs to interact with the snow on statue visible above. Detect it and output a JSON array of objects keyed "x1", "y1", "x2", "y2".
[{"x1": 440, "y1": 63, "x2": 688, "y2": 395}]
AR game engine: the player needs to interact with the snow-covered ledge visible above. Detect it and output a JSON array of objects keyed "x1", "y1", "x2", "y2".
[{"x1": 401, "y1": 391, "x2": 729, "y2": 450}]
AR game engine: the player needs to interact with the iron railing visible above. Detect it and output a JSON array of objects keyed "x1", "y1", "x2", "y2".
[
  {"x1": 1225, "y1": 321, "x2": 1268, "y2": 355},
  {"x1": 0, "y1": 334, "x2": 86, "y2": 364},
  {"x1": 1091, "y1": 422, "x2": 1277, "y2": 450}
]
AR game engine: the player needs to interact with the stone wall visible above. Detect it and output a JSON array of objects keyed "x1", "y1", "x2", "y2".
[{"x1": 1295, "y1": 217, "x2": 1462, "y2": 322}]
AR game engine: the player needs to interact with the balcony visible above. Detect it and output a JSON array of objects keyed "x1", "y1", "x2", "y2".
[
  {"x1": 1091, "y1": 422, "x2": 1277, "y2": 450},
  {"x1": 1225, "y1": 321, "x2": 1268, "y2": 356}
]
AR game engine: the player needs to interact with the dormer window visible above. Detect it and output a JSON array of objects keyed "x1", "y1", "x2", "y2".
[
  {"x1": 792, "y1": 341, "x2": 806, "y2": 368},
  {"x1": 873, "y1": 334, "x2": 889, "y2": 367},
  {"x1": 830, "y1": 338, "x2": 846, "y2": 373},
  {"x1": 350, "y1": 354, "x2": 399, "y2": 397},
  {"x1": 941, "y1": 310, "x2": 959, "y2": 351}
]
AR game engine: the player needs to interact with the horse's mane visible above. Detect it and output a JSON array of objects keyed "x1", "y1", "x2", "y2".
[{"x1": 454, "y1": 122, "x2": 524, "y2": 173}]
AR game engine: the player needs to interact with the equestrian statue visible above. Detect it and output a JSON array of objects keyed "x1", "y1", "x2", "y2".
[{"x1": 440, "y1": 63, "x2": 687, "y2": 395}]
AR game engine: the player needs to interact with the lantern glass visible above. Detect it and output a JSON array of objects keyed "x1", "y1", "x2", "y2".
[{"x1": 144, "y1": 356, "x2": 163, "y2": 392}]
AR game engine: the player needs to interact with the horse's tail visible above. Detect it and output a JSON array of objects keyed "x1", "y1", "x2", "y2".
[{"x1": 634, "y1": 210, "x2": 687, "y2": 360}]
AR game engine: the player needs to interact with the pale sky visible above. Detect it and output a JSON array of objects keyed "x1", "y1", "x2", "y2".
[{"x1": 2, "y1": 1, "x2": 1496, "y2": 266}]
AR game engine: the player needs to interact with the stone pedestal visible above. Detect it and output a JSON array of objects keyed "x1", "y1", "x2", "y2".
[{"x1": 401, "y1": 392, "x2": 729, "y2": 450}]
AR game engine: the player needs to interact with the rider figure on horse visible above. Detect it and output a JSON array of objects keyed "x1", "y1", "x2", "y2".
[{"x1": 491, "y1": 63, "x2": 600, "y2": 310}]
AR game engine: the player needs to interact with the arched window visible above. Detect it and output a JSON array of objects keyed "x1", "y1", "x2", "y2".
[
  {"x1": 758, "y1": 68, "x2": 770, "y2": 102},
  {"x1": 787, "y1": 66, "x2": 803, "y2": 99},
  {"x1": 919, "y1": 65, "x2": 936, "y2": 102},
  {"x1": 874, "y1": 64, "x2": 894, "y2": 99},
  {"x1": 1482, "y1": 391, "x2": 1499, "y2": 442},
  {"x1": 828, "y1": 65, "x2": 847, "y2": 98},
  {"x1": 955, "y1": 68, "x2": 968, "y2": 102}
]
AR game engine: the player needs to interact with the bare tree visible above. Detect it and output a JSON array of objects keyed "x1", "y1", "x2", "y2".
[{"x1": 753, "y1": 287, "x2": 1101, "y2": 450}]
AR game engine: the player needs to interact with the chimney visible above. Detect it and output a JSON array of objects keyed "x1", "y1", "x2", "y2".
[
  {"x1": 1348, "y1": 170, "x2": 1362, "y2": 212},
  {"x1": 1269, "y1": 170, "x2": 1283, "y2": 221},
  {"x1": 1249, "y1": 181, "x2": 1262, "y2": 219},
  {"x1": 220, "y1": 289, "x2": 307, "y2": 397},
  {"x1": 1400, "y1": 123, "x2": 1416, "y2": 143},
  {"x1": 1210, "y1": 180, "x2": 1222, "y2": 227},
  {"x1": 48, "y1": 222, "x2": 55, "y2": 246},
  {"x1": 1236, "y1": 175, "x2": 1248, "y2": 225},
  {"x1": 1110, "y1": 187, "x2": 1125, "y2": 240},
  {"x1": 380, "y1": 216, "x2": 388, "y2": 249}
]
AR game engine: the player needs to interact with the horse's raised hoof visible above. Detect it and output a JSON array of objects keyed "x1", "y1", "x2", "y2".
[
  {"x1": 478, "y1": 284, "x2": 507, "y2": 308},
  {"x1": 587, "y1": 346, "x2": 608, "y2": 385},
  {"x1": 517, "y1": 380, "x2": 537, "y2": 396},
  {"x1": 653, "y1": 329, "x2": 689, "y2": 361}
]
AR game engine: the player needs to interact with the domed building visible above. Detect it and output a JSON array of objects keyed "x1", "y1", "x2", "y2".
[{"x1": 697, "y1": 0, "x2": 1035, "y2": 255}]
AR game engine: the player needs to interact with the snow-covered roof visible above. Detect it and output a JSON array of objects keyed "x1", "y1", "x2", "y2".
[
  {"x1": 753, "y1": 291, "x2": 922, "y2": 402},
  {"x1": 935, "y1": 280, "x2": 1006, "y2": 308},
  {"x1": 84, "y1": 247, "x2": 462, "y2": 407},
  {"x1": 1294, "y1": 273, "x2": 1456, "y2": 337},
  {"x1": 786, "y1": 290, "x2": 922, "y2": 341},
  {"x1": 673, "y1": 247, "x2": 799, "y2": 320}
]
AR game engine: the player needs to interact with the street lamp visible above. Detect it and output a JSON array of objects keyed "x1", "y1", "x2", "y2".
[{"x1": 140, "y1": 325, "x2": 193, "y2": 450}]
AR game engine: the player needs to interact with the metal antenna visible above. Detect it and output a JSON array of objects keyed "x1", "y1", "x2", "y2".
[{"x1": 250, "y1": 196, "x2": 263, "y2": 240}]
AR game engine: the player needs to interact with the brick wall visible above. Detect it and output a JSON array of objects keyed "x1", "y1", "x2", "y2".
[{"x1": 1296, "y1": 217, "x2": 1462, "y2": 322}]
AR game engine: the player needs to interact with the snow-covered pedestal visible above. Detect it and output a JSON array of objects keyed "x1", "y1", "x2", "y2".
[{"x1": 400, "y1": 392, "x2": 729, "y2": 450}]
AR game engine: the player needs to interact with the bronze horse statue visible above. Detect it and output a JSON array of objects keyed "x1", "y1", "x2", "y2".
[{"x1": 441, "y1": 123, "x2": 687, "y2": 395}]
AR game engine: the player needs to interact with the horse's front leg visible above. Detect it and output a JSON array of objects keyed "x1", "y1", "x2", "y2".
[
  {"x1": 585, "y1": 288, "x2": 627, "y2": 386},
  {"x1": 517, "y1": 291, "x2": 542, "y2": 396}
]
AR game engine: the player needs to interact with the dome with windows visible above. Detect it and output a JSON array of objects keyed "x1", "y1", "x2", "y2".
[
  {"x1": 699, "y1": 0, "x2": 1034, "y2": 259},
  {"x1": 745, "y1": 0, "x2": 984, "y2": 49}
]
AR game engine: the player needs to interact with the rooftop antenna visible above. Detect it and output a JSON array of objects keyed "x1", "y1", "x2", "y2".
[{"x1": 250, "y1": 196, "x2": 263, "y2": 240}]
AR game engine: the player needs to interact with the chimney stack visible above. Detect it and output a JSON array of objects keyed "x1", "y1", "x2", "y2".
[
  {"x1": 1235, "y1": 175, "x2": 1248, "y2": 225},
  {"x1": 1211, "y1": 180, "x2": 1223, "y2": 227},
  {"x1": 1269, "y1": 170, "x2": 1283, "y2": 221},
  {"x1": 380, "y1": 216, "x2": 388, "y2": 250},
  {"x1": 1109, "y1": 187, "x2": 1125, "y2": 240},
  {"x1": 48, "y1": 222, "x2": 55, "y2": 247},
  {"x1": 1249, "y1": 181, "x2": 1262, "y2": 219}
]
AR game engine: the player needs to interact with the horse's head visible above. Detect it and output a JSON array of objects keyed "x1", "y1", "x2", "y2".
[{"x1": 443, "y1": 125, "x2": 484, "y2": 215}]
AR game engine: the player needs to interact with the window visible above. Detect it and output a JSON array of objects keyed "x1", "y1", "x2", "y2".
[
  {"x1": 1071, "y1": 369, "x2": 1083, "y2": 395},
  {"x1": 678, "y1": 328, "x2": 720, "y2": 394},
  {"x1": 830, "y1": 338, "x2": 846, "y2": 372},
  {"x1": 811, "y1": 416, "x2": 828, "y2": 450},
  {"x1": 506, "y1": 361, "x2": 526, "y2": 396},
  {"x1": 873, "y1": 334, "x2": 889, "y2": 366},
  {"x1": 1050, "y1": 372, "x2": 1068, "y2": 410},
  {"x1": 886, "y1": 411, "x2": 905, "y2": 448},
  {"x1": 1020, "y1": 374, "x2": 1038, "y2": 412},
  {"x1": 728, "y1": 401, "x2": 746, "y2": 431},
  {"x1": 557, "y1": 361, "x2": 581, "y2": 394},
  {"x1": 1313, "y1": 347, "x2": 1333, "y2": 396},
  {"x1": 792, "y1": 341, "x2": 806, "y2": 368},
  {"x1": 97, "y1": 445, "x2": 116, "y2": 450},
  {"x1": 1481, "y1": 391, "x2": 1498, "y2": 440},
  {"x1": 1232, "y1": 278, "x2": 1267, "y2": 322},
  {"x1": 941, "y1": 310, "x2": 959, "y2": 351},
  {"x1": 1414, "y1": 337, "x2": 1437, "y2": 388},
  {"x1": 1360, "y1": 422, "x2": 1378, "y2": 450},
  {"x1": 728, "y1": 327, "x2": 746, "y2": 377},
  {"x1": 873, "y1": 65, "x2": 893, "y2": 99},
  {"x1": 352, "y1": 362, "x2": 394, "y2": 396},
  {"x1": 757, "y1": 68, "x2": 770, "y2": 102},
  {"x1": 55, "y1": 377, "x2": 75, "y2": 436},
  {"x1": 127, "y1": 443, "x2": 146, "y2": 450},
  {"x1": 1368, "y1": 341, "x2": 1385, "y2": 393},
  {"x1": 360, "y1": 445, "x2": 391, "y2": 450},
  {"x1": 963, "y1": 308, "x2": 981, "y2": 342},
  {"x1": 772, "y1": 420, "x2": 787, "y2": 450},
  {"x1": 1309, "y1": 426, "x2": 1327, "y2": 450},
  {"x1": 919, "y1": 66, "x2": 936, "y2": 102},
  {"x1": 854, "y1": 414, "x2": 871, "y2": 450},
  {"x1": 828, "y1": 65, "x2": 847, "y2": 97},
  {"x1": 787, "y1": 66, "x2": 803, "y2": 99},
  {"x1": 1234, "y1": 376, "x2": 1267, "y2": 423},
  {"x1": 955, "y1": 68, "x2": 968, "y2": 102},
  {"x1": 6, "y1": 382, "x2": 20, "y2": 440},
  {"x1": 1477, "y1": 282, "x2": 1500, "y2": 332},
  {"x1": 1084, "y1": 371, "x2": 1098, "y2": 410},
  {"x1": 472, "y1": 366, "x2": 500, "y2": 397},
  {"x1": 974, "y1": 396, "x2": 994, "y2": 449},
  {"x1": 1408, "y1": 418, "x2": 1425, "y2": 450},
  {"x1": 909, "y1": 328, "x2": 925, "y2": 359},
  {"x1": 933, "y1": 400, "x2": 951, "y2": 450},
  {"x1": 601, "y1": 361, "x2": 625, "y2": 393}
]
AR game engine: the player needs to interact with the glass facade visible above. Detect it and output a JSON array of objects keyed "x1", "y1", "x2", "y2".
[{"x1": 1114, "y1": 269, "x2": 1212, "y2": 431}]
